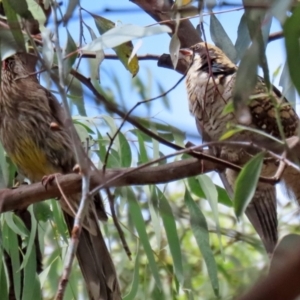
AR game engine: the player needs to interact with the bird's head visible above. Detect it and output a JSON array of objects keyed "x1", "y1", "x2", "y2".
[
  {"x1": 1, "y1": 53, "x2": 37, "y2": 81},
  {"x1": 179, "y1": 42, "x2": 237, "y2": 75}
]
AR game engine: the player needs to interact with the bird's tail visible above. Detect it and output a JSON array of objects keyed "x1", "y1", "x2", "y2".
[
  {"x1": 63, "y1": 212, "x2": 121, "y2": 300},
  {"x1": 219, "y1": 171, "x2": 278, "y2": 254}
]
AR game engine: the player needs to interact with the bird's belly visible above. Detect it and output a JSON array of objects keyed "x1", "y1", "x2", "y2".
[
  {"x1": 202, "y1": 106, "x2": 235, "y2": 141},
  {"x1": 9, "y1": 137, "x2": 57, "y2": 182},
  {"x1": 0, "y1": 116, "x2": 57, "y2": 182}
]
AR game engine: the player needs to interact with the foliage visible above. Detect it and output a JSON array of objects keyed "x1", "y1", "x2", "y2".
[{"x1": 0, "y1": 0, "x2": 299, "y2": 299}]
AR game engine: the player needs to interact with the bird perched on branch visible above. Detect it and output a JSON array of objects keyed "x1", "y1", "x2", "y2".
[
  {"x1": 0, "y1": 53, "x2": 121, "y2": 299},
  {"x1": 179, "y1": 42, "x2": 300, "y2": 254}
]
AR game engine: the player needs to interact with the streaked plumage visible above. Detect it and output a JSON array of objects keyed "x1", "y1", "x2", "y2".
[
  {"x1": 180, "y1": 42, "x2": 300, "y2": 254},
  {"x1": 0, "y1": 53, "x2": 121, "y2": 299}
]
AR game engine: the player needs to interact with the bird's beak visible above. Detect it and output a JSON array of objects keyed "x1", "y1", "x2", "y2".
[
  {"x1": 178, "y1": 49, "x2": 194, "y2": 65},
  {"x1": 179, "y1": 48, "x2": 193, "y2": 58}
]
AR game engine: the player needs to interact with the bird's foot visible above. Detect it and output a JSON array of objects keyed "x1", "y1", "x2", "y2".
[
  {"x1": 72, "y1": 164, "x2": 81, "y2": 174},
  {"x1": 42, "y1": 173, "x2": 61, "y2": 190}
]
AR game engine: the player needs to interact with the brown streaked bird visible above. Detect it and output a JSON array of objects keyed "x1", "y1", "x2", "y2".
[
  {"x1": 0, "y1": 53, "x2": 121, "y2": 299},
  {"x1": 179, "y1": 42, "x2": 300, "y2": 254}
]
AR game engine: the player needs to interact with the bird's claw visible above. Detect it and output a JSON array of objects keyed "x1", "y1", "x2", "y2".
[{"x1": 42, "y1": 173, "x2": 61, "y2": 190}]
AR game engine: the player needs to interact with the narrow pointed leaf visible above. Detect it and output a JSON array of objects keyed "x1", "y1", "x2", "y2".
[
  {"x1": 210, "y1": 14, "x2": 236, "y2": 62},
  {"x1": 82, "y1": 23, "x2": 171, "y2": 52},
  {"x1": 127, "y1": 187, "x2": 162, "y2": 289},
  {"x1": 89, "y1": 13, "x2": 140, "y2": 76},
  {"x1": 123, "y1": 248, "x2": 140, "y2": 300},
  {"x1": 156, "y1": 188, "x2": 184, "y2": 284},
  {"x1": 284, "y1": 5, "x2": 300, "y2": 96},
  {"x1": 184, "y1": 189, "x2": 219, "y2": 296},
  {"x1": 234, "y1": 152, "x2": 265, "y2": 218}
]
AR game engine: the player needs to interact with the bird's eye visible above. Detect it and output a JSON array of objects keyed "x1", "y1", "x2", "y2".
[
  {"x1": 3, "y1": 57, "x2": 15, "y2": 71},
  {"x1": 192, "y1": 45, "x2": 199, "y2": 52}
]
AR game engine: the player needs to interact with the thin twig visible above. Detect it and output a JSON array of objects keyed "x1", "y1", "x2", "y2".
[
  {"x1": 90, "y1": 140, "x2": 295, "y2": 198},
  {"x1": 50, "y1": 2, "x2": 90, "y2": 299},
  {"x1": 55, "y1": 176, "x2": 76, "y2": 217},
  {"x1": 106, "y1": 188, "x2": 132, "y2": 260},
  {"x1": 102, "y1": 71, "x2": 187, "y2": 174}
]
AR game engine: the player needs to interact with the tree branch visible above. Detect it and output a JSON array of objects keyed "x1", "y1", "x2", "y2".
[
  {"x1": 130, "y1": 0, "x2": 201, "y2": 74},
  {"x1": 0, "y1": 157, "x2": 211, "y2": 213}
]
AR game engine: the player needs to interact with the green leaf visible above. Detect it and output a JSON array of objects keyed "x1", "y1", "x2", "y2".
[
  {"x1": 271, "y1": 0, "x2": 293, "y2": 24},
  {"x1": 242, "y1": 0, "x2": 270, "y2": 88},
  {"x1": 67, "y1": 76, "x2": 85, "y2": 116},
  {"x1": 2, "y1": 221, "x2": 21, "y2": 300},
  {"x1": 169, "y1": 33, "x2": 181, "y2": 68},
  {"x1": 118, "y1": 132, "x2": 132, "y2": 168},
  {"x1": 82, "y1": 24, "x2": 171, "y2": 52},
  {"x1": 284, "y1": 4, "x2": 300, "y2": 96},
  {"x1": 74, "y1": 123, "x2": 90, "y2": 144},
  {"x1": 198, "y1": 175, "x2": 223, "y2": 254},
  {"x1": 235, "y1": 13, "x2": 251, "y2": 62},
  {"x1": 51, "y1": 200, "x2": 68, "y2": 243},
  {"x1": 2, "y1": 0, "x2": 25, "y2": 51},
  {"x1": 137, "y1": 131, "x2": 148, "y2": 164},
  {"x1": 89, "y1": 13, "x2": 140, "y2": 76},
  {"x1": 0, "y1": 28, "x2": 21, "y2": 60},
  {"x1": 41, "y1": 28, "x2": 54, "y2": 69},
  {"x1": 22, "y1": 253, "x2": 42, "y2": 300},
  {"x1": 279, "y1": 60, "x2": 296, "y2": 106},
  {"x1": 0, "y1": 247, "x2": 8, "y2": 299},
  {"x1": 62, "y1": 0, "x2": 79, "y2": 25},
  {"x1": 233, "y1": 40, "x2": 259, "y2": 119},
  {"x1": 4, "y1": 213, "x2": 28, "y2": 237},
  {"x1": 63, "y1": 30, "x2": 77, "y2": 78},
  {"x1": 210, "y1": 14, "x2": 236, "y2": 62},
  {"x1": 20, "y1": 206, "x2": 37, "y2": 270},
  {"x1": 187, "y1": 176, "x2": 232, "y2": 207},
  {"x1": 4, "y1": 0, "x2": 32, "y2": 19},
  {"x1": 234, "y1": 152, "x2": 265, "y2": 218},
  {"x1": 39, "y1": 256, "x2": 59, "y2": 288},
  {"x1": 26, "y1": 0, "x2": 46, "y2": 29},
  {"x1": 149, "y1": 186, "x2": 162, "y2": 249},
  {"x1": 0, "y1": 142, "x2": 9, "y2": 187},
  {"x1": 123, "y1": 248, "x2": 140, "y2": 300},
  {"x1": 184, "y1": 189, "x2": 219, "y2": 296},
  {"x1": 34, "y1": 202, "x2": 53, "y2": 222},
  {"x1": 156, "y1": 188, "x2": 184, "y2": 284},
  {"x1": 127, "y1": 187, "x2": 162, "y2": 290}
]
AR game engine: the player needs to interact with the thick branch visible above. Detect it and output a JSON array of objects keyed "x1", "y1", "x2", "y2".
[
  {"x1": 130, "y1": 0, "x2": 201, "y2": 47},
  {"x1": 0, "y1": 157, "x2": 213, "y2": 213},
  {"x1": 130, "y1": 0, "x2": 201, "y2": 74}
]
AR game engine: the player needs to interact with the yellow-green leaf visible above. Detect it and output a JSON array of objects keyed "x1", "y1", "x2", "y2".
[{"x1": 90, "y1": 13, "x2": 139, "y2": 77}]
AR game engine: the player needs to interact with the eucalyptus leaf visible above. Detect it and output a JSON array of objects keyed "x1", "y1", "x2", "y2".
[
  {"x1": 233, "y1": 40, "x2": 259, "y2": 120},
  {"x1": 279, "y1": 60, "x2": 296, "y2": 106},
  {"x1": 184, "y1": 189, "x2": 219, "y2": 296},
  {"x1": 210, "y1": 14, "x2": 236, "y2": 62},
  {"x1": 127, "y1": 187, "x2": 162, "y2": 290},
  {"x1": 235, "y1": 13, "x2": 251, "y2": 62},
  {"x1": 169, "y1": 33, "x2": 181, "y2": 68},
  {"x1": 63, "y1": 0, "x2": 79, "y2": 25},
  {"x1": 284, "y1": 5, "x2": 300, "y2": 96},
  {"x1": 41, "y1": 28, "x2": 54, "y2": 69},
  {"x1": 123, "y1": 249, "x2": 140, "y2": 300},
  {"x1": 156, "y1": 188, "x2": 184, "y2": 284},
  {"x1": 82, "y1": 24, "x2": 171, "y2": 52},
  {"x1": 234, "y1": 152, "x2": 264, "y2": 218},
  {"x1": 2, "y1": 0, "x2": 25, "y2": 51}
]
